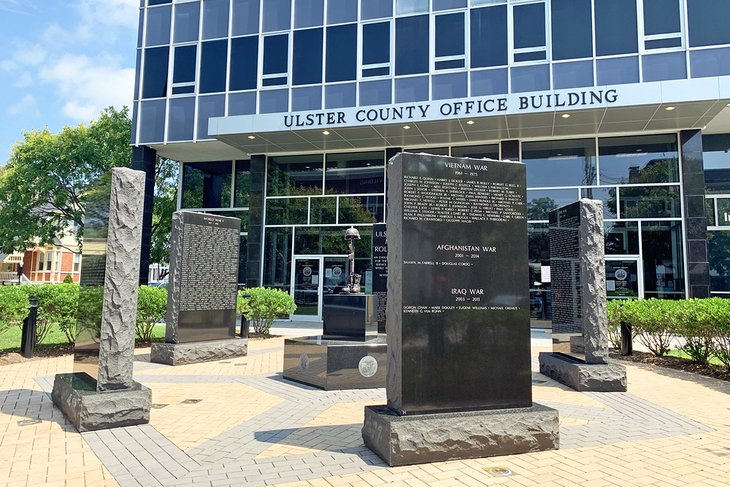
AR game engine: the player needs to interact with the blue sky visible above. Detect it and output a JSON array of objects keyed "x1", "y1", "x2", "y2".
[{"x1": 0, "y1": 0, "x2": 138, "y2": 164}]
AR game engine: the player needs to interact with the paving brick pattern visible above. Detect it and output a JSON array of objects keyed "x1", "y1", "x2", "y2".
[{"x1": 1, "y1": 336, "x2": 728, "y2": 486}]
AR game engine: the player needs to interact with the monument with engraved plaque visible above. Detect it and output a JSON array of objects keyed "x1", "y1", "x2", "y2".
[
  {"x1": 361, "y1": 152, "x2": 559, "y2": 466},
  {"x1": 151, "y1": 211, "x2": 247, "y2": 365}
]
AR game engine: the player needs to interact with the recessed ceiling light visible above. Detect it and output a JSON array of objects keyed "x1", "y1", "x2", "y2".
[
  {"x1": 466, "y1": 120, "x2": 475, "y2": 125},
  {"x1": 665, "y1": 106, "x2": 676, "y2": 111},
  {"x1": 561, "y1": 113, "x2": 571, "y2": 119},
  {"x1": 403, "y1": 125, "x2": 411, "y2": 130},
  {"x1": 247, "y1": 135, "x2": 256, "y2": 140},
  {"x1": 322, "y1": 130, "x2": 330, "y2": 135}
]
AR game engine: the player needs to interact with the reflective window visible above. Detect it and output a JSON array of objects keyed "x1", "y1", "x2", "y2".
[
  {"x1": 325, "y1": 151, "x2": 385, "y2": 194},
  {"x1": 595, "y1": 0, "x2": 638, "y2": 56},
  {"x1": 172, "y1": 45, "x2": 196, "y2": 93},
  {"x1": 259, "y1": 89, "x2": 289, "y2": 112},
  {"x1": 596, "y1": 56, "x2": 639, "y2": 85},
  {"x1": 174, "y1": 2, "x2": 200, "y2": 43},
  {"x1": 552, "y1": 60, "x2": 593, "y2": 89},
  {"x1": 362, "y1": 0, "x2": 393, "y2": 20},
  {"x1": 395, "y1": 76, "x2": 428, "y2": 103},
  {"x1": 551, "y1": 0, "x2": 592, "y2": 60},
  {"x1": 702, "y1": 134, "x2": 730, "y2": 194},
  {"x1": 266, "y1": 198, "x2": 309, "y2": 224},
  {"x1": 263, "y1": 227, "x2": 292, "y2": 291},
  {"x1": 292, "y1": 86, "x2": 322, "y2": 111},
  {"x1": 234, "y1": 160, "x2": 251, "y2": 207},
  {"x1": 396, "y1": 0, "x2": 428, "y2": 15},
  {"x1": 709, "y1": 230, "x2": 730, "y2": 292},
  {"x1": 434, "y1": 0, "x2": 466, "y2": 9},
  {"x1": 642, "y1": 52, "x2": 686, "y2": 82},
  {"x1": 470, "y1": 68, "x2": 508, "y2": 95},
  {"x1": 432, "y1": 72, "x2": 467, "y2": 100},
  {"x1": 230, "y1": 36, "x2": 259, "y2": 91},
  {"x1": 513, "y1": 2, "x2": 546, "y2": 62},
  {"x1": 339, "y1": 196, "x2": 384, "y2": 223},
  {"x1": 199, "y1": 40, "x2": 228, "y2": 93},
  {"x1": 202, "y1": 0, "x2": 229, "y2": 39},
  {"x1": 146, "y1": 5, "x2": 171, "y2": 46},
  {"x1": 510, "y1": 64, "x2": 549, "y2": 93},
  {"x1": 327, "y1": 0, "x2": 357, "y2": 24},
  {"x1": 620, "y1": 186, "x2": 681, "y2": 218},
  {"x1": 643, "y1": 0, "x2": 682, "y2": 49},
  {"x1": 267, "y1": 154, "x2": 324, "y2": 196},
  {"x1": 395, "y1": 15, "x2": 429, "y2": 75},
  {"x1": 360, "y1": 79, "x2": 392, "y2": 105},
  {"x1": 690, "y1": 47, "x2": 730, "y2": 78},
  {"x1": 327, "y1": 24, "x2": 357, "y2": 82},
  {"x1": 409, "y1": 147, "x2": 449, "y2": 155},
  {"x1": 598, "y1": 135, "x2": 679, "y2": 185},
  {"x1": 229, "y1": 92, "x2": 257, "y2": 115},
  {"x1": 167, "y1": 97, "x2": 195, "y2": 141},
  {"x1": 605, "y1": 222, "x2": 640, "y2": 255},
  {"x1": 263, "y1": 0, "x2": 292, "y2": 32},
  {"x1": 294, "y1": 226, "x2": 372, "y2": 260},
  {"x1": 295, "y1": 0, "x2": 324, "y2": 27},
  {"x1": 197, "y1": 94, "x2": 225, "y2": 139},
  {"x1": 641, "y1": 221, "x2": 685, "y2": 299},
  {"x1": 139, "y1": 99, "x2": 166, "y2": 143},
  {"x1": 293, "y1": 28, "x2": 323, "y2": 85},
  {"x1": 687, "y1": 0, "x2": 730, "y2": 47},
  {"x1": 470, "y1": 6, "x2": 507, "y2": 68},
  {"x1": 232, "y1": 0, "x2": 260, "y2": 36},
  {"x1": 581, "y1": 187, "x2": 618, "y2": 219},
  {"x1": 142, "y1": 47, "x2": 169, "y2": 98},
  {"x1": 527, "y1": 189, "x2": 579, "y2": 221},
  {"x1": 707, "y1": 198, "x2": 717, "y2": 226},
  {"x1": 522, "y1": 138, "x2": 597, "y2": 188},
  {"x1": 238, "y1": 235, "x2": 248, "y2": 284},
  {"x1": 435, "y1": 12, "x2": 465, "y2": 70},
  {"x1": 715, "y1": 198, "x2": 730, "y2": 226},
  {"x1": 451, "y1": 144, "x2": 499, "y2": 160},
  {"x1": 181, "y1": 161, "x2": 233, "y2": 209},
  {"x1": 362, "y1": 22, "x2": 390, "y2": 77},
  {"x1": 263, "y1": 34, "x2": 289, "y2": 85},
  {"x1": 311, "y1": 198, "x2": 337, "y2": 224},
  {"x1": 325, "y1": 83, "x2": 357, "y2": 108}
]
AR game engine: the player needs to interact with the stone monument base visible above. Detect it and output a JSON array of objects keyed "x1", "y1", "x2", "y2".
[
  {"x1": 151, "y1": 338, "x2": 247, "y2": 365},
  {"x1": 362, "y1": 403, "x2": 559, "y2": 466},
  {"x1": 283, "y1": 335, "x2": 386, "y2": 390},
  {"x1": 538, "y1": 352, "x2": 627, "y2": 392},
  {"x1": 51, "y1": 373, "x2": 151, "y2": 432}
]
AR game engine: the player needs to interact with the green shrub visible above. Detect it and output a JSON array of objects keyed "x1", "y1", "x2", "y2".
[
  {"x1": 0, "y1": 286, "x2": 29, "y2": 336},
  {"x1": 63, "y1": 274, "x2": 74, "y2": 284},
  {"x1": 238, "y1": 287, "x2": 296, "y2": 336},
  {"x1": 136, "y1": 286, "x2": 167, "y2": 342},
  {"x1": 24, "y1": 284, "x2": 80, "y2": 345},
  {"x1": 675, "y1": 299, "x2": 715, "y2": 364},
  {"x1": 620, "y1": 299, "x2": 674, "y2": 356},
  {"x1": 606, "y1": 300, "x2": 624, "y2": 349}
]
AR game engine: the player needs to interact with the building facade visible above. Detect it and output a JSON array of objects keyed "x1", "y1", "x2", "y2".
[{"x1": 132, "y1": 0, "x2": 730, "y2": 322}]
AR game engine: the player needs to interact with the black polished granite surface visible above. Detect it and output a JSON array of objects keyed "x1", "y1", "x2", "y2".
[{"x1": 322, "y1": 294, "x2": 378, "y2": 339}]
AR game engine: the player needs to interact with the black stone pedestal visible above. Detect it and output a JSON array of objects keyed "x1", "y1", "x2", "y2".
[
  {"x1": 362, "y1": 403, "x2": 559, "y2": 466},
  {"x1": 283, "y1": 336, "x2": 386, "y2": 390},
  {"x1": 323, "y1": 294, "x2": 378, "y2": 339},
  {"x1": 150, "y1": 338, "x2": 248, "y2": 366},
  {"x1": 538, "y1": 352, "x2": 627, "y2": 392},
  {"x1": 51, "y1": 373, "x2": 151, "y2": 432}
]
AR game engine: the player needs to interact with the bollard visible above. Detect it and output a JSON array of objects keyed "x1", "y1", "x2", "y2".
[
  {"x1": 20, "y1": 298, "x2": 39, "y2": 359},
  {"x1": 240, "y1": 294, "x2": 251, "y2": 339},
  {"x1": 620, "y1": 322, "x2": 632, "y2": 356}
]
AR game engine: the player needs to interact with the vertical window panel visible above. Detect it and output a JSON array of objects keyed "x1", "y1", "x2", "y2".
[
  {"x1": 551, "y1": 0, "x2": 592, "y2": 60},
  {"x1": 142, "y1": 46, "x2": 169, "y2": 98},
  {"x1": 395, "y1": 15, "x2": 429, "y2": 75},
  {"x1": 687, "y1": 0, "x2": 730, "y2": 47},
  {"x1": 362, "y1": 0, "x2": 393, "y2": 20},
  {"x1": 436, "y1": 13, "x2": 465, "y2": 57},
  {"x1": 172, "y1": 45, "x2": 196, "y2": 84},
  {"x1": 293, "y1": 28, "x2": 324, "y2": 85},
  {"x1": 595, "y1": 0, "x2": 638, "y2": 56},
  {"x1": 263, "y1": 0, "x2": 292, "y2": 32},
  {"x1": 232, "y1": 0, "x2": 261, "y2": 36},
  {"x1": 327, "y1": 0, "x2": 357, "y2": 24},
  {"x1": 326, "y1": 24, "x2": 357, "y2": 82},
  {"x1": 199, "y1": 40, "x2": 228, "y2": 93},
  {"x1": 197, "y1": 94, "x2": 225, "y2": 139},
  {"x1": 470, "y1": 6, "x2": 507, "y2": 68},
  {"x1": 168, "y1": 97, "x2": 195, "y2": 141},
  {"x1": 146, "y1": 5, "x2": 172, "y2": 46},
  {"x1": 295, "y1": 0, "x2": 324, "y2": 27},
  {"x1": 174, "y1": 2, "x2": 200, "y2": 43},
  {"x1": 202, "y1": 0, "x2": 230, "y2": 39},
  {"x1": 230, "y1": 36, "x2": 259, "y2": 90}
]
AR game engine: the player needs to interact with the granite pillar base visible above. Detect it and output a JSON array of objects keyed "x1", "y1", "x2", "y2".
[
  {"x1": 283, "y1": 336, "x2": 386, "y2": 390},
  {"x1": 51, "y1": 373, "x2": 151, "y2": 433},
  {"x1": 150, "y1": 338, "x2": 248, "y2": 365},
  {"x1": 539, "y1": 352, "x2": 627, "y2": 392},
  {"x1": 362, "y1": 403, "x2": 559, "y2": 467}
]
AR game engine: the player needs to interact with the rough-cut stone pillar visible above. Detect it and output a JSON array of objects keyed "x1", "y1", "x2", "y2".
[
  {"x1": 97, "y1": 168, "x2": 145, "y2": 391},
  {"x1": 579, "y1": 199, "x2": 608, "y2": 365}
]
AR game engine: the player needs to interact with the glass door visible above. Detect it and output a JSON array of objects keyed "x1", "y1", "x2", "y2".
[
  {"x1": 292, "y1": 257, "x2": 322, "y2": 321},
  {"x1": 605, "y1": 257, "x2": 643, "y2": 300},
  {"x1": 323, "y1": 257, "x2": 349, "y2": 295}
]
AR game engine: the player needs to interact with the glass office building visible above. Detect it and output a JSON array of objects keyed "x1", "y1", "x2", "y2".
[{"x1": 132, "y1": 0, "x2": 730, "y2": 322}]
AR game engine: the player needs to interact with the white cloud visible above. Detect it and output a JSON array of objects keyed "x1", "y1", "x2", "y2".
[
  {"x1": 7, "y1": 94, "x2": 39, "y2": 116},
  {"x1": 39, "y1": 54, "x2": 135, "y2": 122},
  {"x1": 13, "y1": 72, "x2": 32, "y2": 88},
  {"x1": 0, "y1": 0, "x2": 38, "y2": 15},
  {"x1": 78, "y1": 0, "x2": 139, "y2": 29},
  {"x1": 0, "y1": 40, "x2": 46, "y2": 72}
]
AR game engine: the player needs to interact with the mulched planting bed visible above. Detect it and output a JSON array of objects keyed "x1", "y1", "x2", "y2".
[{"x1": 611, "y1": 350, "x2": 730, "y2": 382}]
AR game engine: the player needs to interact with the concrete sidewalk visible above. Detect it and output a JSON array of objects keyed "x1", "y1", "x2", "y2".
[{"x1": 1, "y1": 335, "x2": 729, "y2": 487}]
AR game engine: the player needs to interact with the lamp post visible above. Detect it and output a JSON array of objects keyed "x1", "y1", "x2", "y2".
[{"x1": 344, "y1": 226, "x2": 361, "y2": 294}]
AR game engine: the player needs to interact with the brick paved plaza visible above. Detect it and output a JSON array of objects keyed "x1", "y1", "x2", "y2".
[{"x1": 1, "y1": 331, "x2": 729, "y2": 487}]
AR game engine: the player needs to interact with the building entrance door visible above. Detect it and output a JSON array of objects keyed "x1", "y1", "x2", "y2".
[
  {"x1": 605, "y1": 257, "x2": 643, "y2": 300},
  {"x1": 291, "y1": 255, "x2": 349, "y2": 321}
]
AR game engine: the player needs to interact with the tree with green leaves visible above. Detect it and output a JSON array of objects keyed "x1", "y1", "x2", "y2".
[{"x1": 150, "y1": 158, "x2": 178, "y2": 275}]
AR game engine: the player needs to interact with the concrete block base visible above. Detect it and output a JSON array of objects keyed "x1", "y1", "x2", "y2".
[
  {"x1": 539, "y1": 352, "x2": 627, "y2": 392},
  {"x1": 362, "y1": 403, "x2": 559, "y2": 466},
  {"x1": 151, "y1": 338, "x2": 247, "y2": 365},
  {"x1": 51, "y1": 373, "x2": 151, "y2": 433}
]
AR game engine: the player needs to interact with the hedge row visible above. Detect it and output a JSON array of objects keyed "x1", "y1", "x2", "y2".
[
  {"x1": 607, "y1": 298, "x2": 730, "y2": 369},
  {"x1": 0, "y1": 284, "x2": 168, "y2": 345}
]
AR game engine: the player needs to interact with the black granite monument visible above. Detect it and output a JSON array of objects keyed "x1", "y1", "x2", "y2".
[
  {"x1": 362, "y1": 153, "x2": 559, "y2": 466},
  {"x1": 151, "y1": 211, "x2": 247, "y2": 365},
  {"x1": 372, "y1": 223, "x2": 387, "y2": 334}
]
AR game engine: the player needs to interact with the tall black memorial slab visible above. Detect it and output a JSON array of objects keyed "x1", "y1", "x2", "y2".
[
  {"x1": 362, "y1": 153, "x2": 558, "y2": 466},
  {"x1": 372, "y1": 223, "x2": 387, "y2": 334},
  {"x1": 151, "y1": 211, "x2": 247, "y2": 365},
  {"x1": 538, "y1": 199, "x2": 627, "y2": 392},
  {"x1": 52, "y1": 168, "x2": 151, "y2": 432}
]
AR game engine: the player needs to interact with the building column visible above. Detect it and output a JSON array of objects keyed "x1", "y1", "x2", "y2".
[
  {"x1": 132, "y1": 145, "x2": 157, "y2": 285},
  {"x1": 680, "y1": 130, "x2": 710, "y2": 298},
  {"x1": 246, "y1": 155, "x2": 266, "y2": 288}
]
